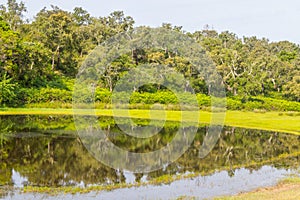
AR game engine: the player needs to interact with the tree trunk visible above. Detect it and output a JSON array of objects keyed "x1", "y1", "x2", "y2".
[
  {"x1": 233, "y1": 88, "x2": 237, "y2": 96},
  {"x1": 52, "y1": 45, "x2": 60, "y2": 70}
]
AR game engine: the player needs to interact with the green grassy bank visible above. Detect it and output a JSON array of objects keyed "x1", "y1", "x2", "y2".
[{"x1": 0, "y1": 108, "x2": 299, "y2": 135}]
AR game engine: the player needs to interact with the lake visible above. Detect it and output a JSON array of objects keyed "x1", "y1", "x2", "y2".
[{"x1": 0, "y1": 115, "x2": 299, "y2": 199}]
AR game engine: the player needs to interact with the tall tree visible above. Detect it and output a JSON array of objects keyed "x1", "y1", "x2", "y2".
[{"x1": 0, "y1": 0, "x2": 27, "y2": 31}]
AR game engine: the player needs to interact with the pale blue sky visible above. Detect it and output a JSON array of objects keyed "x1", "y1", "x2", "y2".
[{"x1": 1, "y1": 0, "x2": 300, "y2": 44}]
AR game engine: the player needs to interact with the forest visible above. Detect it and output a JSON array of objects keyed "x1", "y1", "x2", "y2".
[{"x1": 0, "y1": 0, "x2": 299, "y2": 110}]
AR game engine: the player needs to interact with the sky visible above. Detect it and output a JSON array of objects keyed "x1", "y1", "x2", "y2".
[{"x1": 1, "y1": 0, "x2": 300, "y2": 44}]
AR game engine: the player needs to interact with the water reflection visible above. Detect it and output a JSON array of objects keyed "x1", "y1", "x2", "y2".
[{"x1": 0, "y1": 115, "x2": 299, "y2": 192}]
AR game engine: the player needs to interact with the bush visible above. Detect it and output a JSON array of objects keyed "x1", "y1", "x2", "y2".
[
  {"x1": 196, "y1": 94, "x2": 211, "y2": 107},
  {"x1": 37, "y1": 88, "x2": 72, "y2": 103},
  {"x1": 18, "y1": 87, "x2": 72, "y2": 104},
  {"x1": 226, "y1": 98, "x2": 243, "y2": 110},
  {"x1": 10, "y1": 85, "x2": 300, "y2": 112},
  {"x1": 225, "y1": 96, "x2": 300, "y2": 112},
  {"x1": 95, "y1": 88, "x2": 111, "y2": 103}
]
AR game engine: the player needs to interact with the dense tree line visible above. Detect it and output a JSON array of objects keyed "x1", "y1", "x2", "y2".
[
  {"x1": 0, "y1": 0, "x2": 299, "y2": 107},
  {"x1": 191, "y1": 29, "x2": 300, "y2": 101}
]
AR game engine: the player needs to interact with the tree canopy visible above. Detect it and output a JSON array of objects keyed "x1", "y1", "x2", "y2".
[{"x1": 0, "y1": 0, "x2": 299, "y2": 107}]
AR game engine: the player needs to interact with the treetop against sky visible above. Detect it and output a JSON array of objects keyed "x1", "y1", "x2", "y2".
[{"x1": 0, "y1": 0, "x2": 299, "y2": 44}]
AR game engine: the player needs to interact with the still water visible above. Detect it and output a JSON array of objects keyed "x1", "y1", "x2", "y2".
[{"x1": 0, "y1": 115, "x2": 299, "y2": 199}]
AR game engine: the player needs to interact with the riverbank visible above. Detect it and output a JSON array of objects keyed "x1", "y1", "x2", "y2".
[{"x1": 0, "y1": 108, "x2": 299, "y2": 135}]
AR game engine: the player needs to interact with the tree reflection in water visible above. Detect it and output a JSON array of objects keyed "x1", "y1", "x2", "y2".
[{"x1": 0, "y1": 115, "x2": 299, "y2": 189}]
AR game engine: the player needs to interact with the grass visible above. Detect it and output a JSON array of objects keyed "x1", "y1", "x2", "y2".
[
  {"x1": 0, "y1": 108, "x2": 299, "y2": 135},
  {"x1": 214, "y1": 177, "x2": 300, "y2": 200}
]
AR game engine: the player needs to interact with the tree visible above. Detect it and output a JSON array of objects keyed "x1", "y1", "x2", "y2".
[
  {"x1": 0, "y1": 73, "x2": 17, "y2": 106},
  {"x1": 101, "y1": 54, "x2": 135, "y2": 92},
  {"x1": 29, "y1": 7, "x2": 78, "y2": 76},
  {"x1": 0, "y1": 0, "x2": 27, "y2": 31},
  {"x1": 283, "y1": 75, "x2": 300, "y2": 101},
  {"x1": 0, "y1": 16, "x2": 20, "y2": 76},
  {"x1": 72, "y1": 7, "x2": 91, "y2": 25},
  {"x1": 0, "y1": 16, "x2": 53, "y2": 88}
]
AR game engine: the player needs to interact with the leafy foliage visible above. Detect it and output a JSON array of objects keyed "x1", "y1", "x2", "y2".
[
  {"x1": 0, "y1": 73, "x2": 16, "y2": 106},
  {"x1": 0, "y1": 1, "x2": 299, "y2": 109}
]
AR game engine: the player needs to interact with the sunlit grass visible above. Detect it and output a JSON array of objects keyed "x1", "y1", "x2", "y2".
[
  {"x1": 0, "y1": 108, "x2": 299, "y2": 135},
  {"x1": 215, "y1": 177, "x2": 300, "y2": 200}
]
